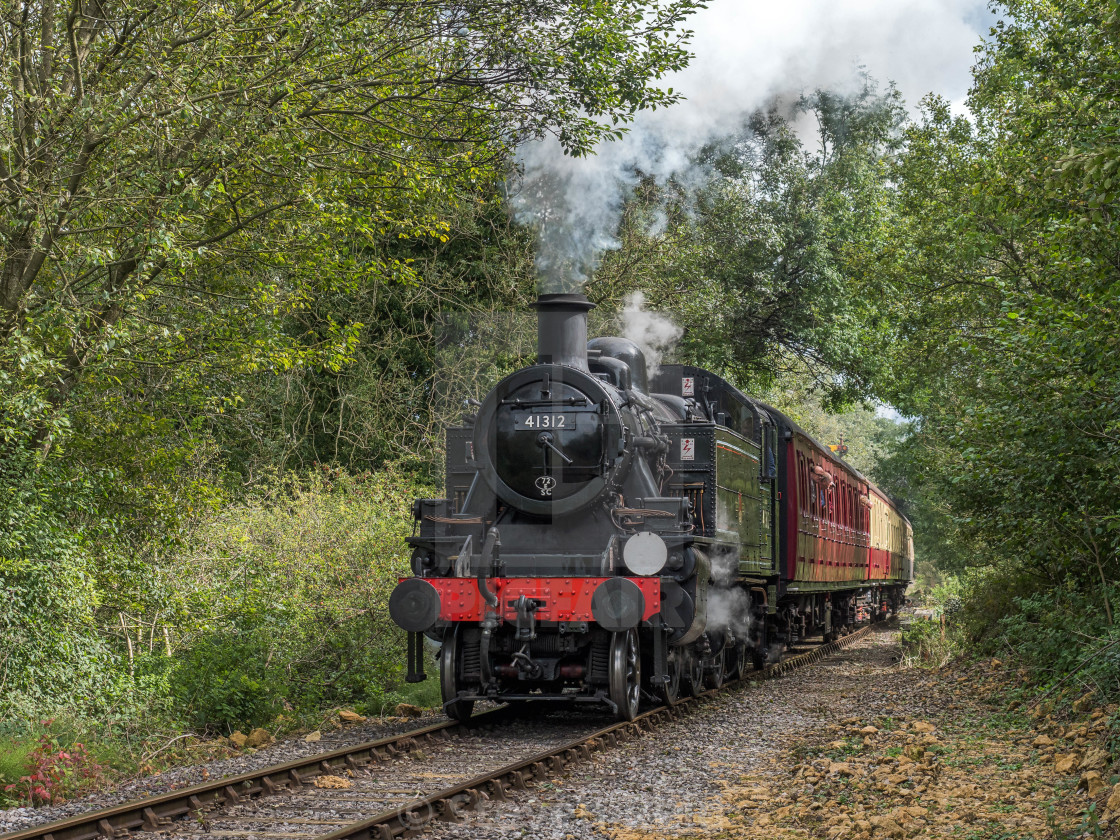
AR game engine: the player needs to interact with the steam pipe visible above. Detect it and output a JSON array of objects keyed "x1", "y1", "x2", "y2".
[{"x1": 476, "y1": 526, "x2": 500, "y2": 608}]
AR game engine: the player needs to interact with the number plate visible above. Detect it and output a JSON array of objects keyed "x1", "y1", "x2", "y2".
[{"x1": 516, "y1": 414, "x2": 574, "y2": 430}]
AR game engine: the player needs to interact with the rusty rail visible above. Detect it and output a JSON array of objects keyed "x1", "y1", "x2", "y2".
[
  {"x1": 320, "y1": 624, "x2": 872, "y2": 840},
  {"x1": 0, "y1": 712, "x2": 506, "y2": 840},
  {"x1": 2, "y1": 625, "x2": 872, "y2": 840}
]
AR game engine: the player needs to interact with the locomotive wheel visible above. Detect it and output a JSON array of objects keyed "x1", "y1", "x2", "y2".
[
  {"x1": 685, "y1": 649, "x2": 704, "y2": 698},
  {"x1": 752, "y1": 649, "x2": 770, "y2": 676},
  {"x1": 608, "y1": 629, "x2": 642, "y2": 721},
  {"x1": 704, "y1": 646, "x2": 726, "y2": 690},
  {"x1": 733, "y1": 644, "x2": 750, "y2": 679},
  {"x1": 439, "y1": 628, "x2": 475, "y2": 722},
  {"x1": 660, "y1": 646, "x2": 682, "y2": 706}
]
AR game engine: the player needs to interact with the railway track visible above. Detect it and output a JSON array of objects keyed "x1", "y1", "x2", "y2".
[{"x1": 2, "y1": 626, "x2": 872, "y2": 840}]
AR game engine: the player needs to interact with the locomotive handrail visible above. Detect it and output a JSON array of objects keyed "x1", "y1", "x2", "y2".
[{"x1": 497, "y1": 396, "x2": 590, "y2": 407}]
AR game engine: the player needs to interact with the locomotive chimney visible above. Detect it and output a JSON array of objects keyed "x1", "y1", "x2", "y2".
[{"x1": 532, "y1": 292, "x2": 595, "y2": 370}]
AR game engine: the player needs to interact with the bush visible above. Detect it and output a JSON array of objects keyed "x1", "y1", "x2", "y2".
[
  {"x1": 166, "y1": 466, "x2": 432, "y2": 731},
  {"x1": 993, "y1": 583, "x2": 1120, "y2": 701},
  {"x1": 2, "y1": 458, "x2": 437, "y2": 743},
  {"x1": 900, "y1": 618, "x2": 954, "y2": 667},
  {"x1": 945, "y1": 562, "x2": 1119, "y2": 744},
  {"x1": 0, "y1": 449, "x2": 127, "y2": 721}
]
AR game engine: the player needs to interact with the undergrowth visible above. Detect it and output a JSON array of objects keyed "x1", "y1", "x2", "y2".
[
  {"x1": 1, "y1": 466, "x2": 442, "y2": 808},
  {"x1": 2, "y1": 727, "x2": 106, "y2": 806},
  {"x1": 900, "y1": 618, "x2": 956, "y2": 667}
]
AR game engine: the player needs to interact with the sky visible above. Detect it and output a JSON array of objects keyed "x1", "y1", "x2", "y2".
[{"x1": 673, "y1": 0, "x2": 996, "y2": 126}]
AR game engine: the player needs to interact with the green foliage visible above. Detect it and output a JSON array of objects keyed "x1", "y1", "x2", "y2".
[
  {"x1": 975, "y1": 578, "x2": 1120, "y2": 701},
  {"x1": 900, "y1": 619, "x2": 955, "y2": 668},
  {"x1": 0, "y1": 0, "x2": 705, "y2": 450},
  {"x1": 0, "y1": 443, "x2": 125, "y2": 719},
  {"x1": 166, "y1": 467, "x2": 431, "y2": 731},
  {"x1": 592, "y1": 74, "x2": 906, "y2": 402},
  {"x1": 215, "y1": 194, "x2": 540, "y2": 479}
]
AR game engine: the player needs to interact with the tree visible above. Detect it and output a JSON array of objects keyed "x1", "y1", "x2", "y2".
[
  {"x1": 0, "y1": 0, "x2": 708, "y2": 721},
  {"x1": 591, "y1": 76, "x2": 905, "y2": 404},
  {"x1": 854, "y1": 0, "x2": 1120, "y2": 634},
  {"x1": 0, "y1": 0, "x2": 705, "y2": 451}
]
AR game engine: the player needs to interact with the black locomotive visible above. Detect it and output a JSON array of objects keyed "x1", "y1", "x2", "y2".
[{"x1": 389, "y1": 293, "x2": 912, "y2": 720}]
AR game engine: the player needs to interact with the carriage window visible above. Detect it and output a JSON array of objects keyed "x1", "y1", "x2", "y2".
[
  {"x1": 809, "y1": 467, "x2": 816, "y2": 517},
  {"x1": 797, "y1": 454, "x2": 807, "y2": 513},
  {"x1": 809, "y1": 462, "x2": 817, "y2": 517}
]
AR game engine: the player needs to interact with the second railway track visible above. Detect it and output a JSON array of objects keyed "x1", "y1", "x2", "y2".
[{"x1": 2, "y1": 625, "x2": 872, "y2": 840}]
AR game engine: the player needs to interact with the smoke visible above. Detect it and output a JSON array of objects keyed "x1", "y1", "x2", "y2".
[
  {"x1": 509, "y1": 0, "x2": 992, "y2": 293},
  {"x1": 706, "y1": 587, "x2": 752, "y2": 641},
  {"x1": 708, "y1": 544, "x2": 739, "y2": 586},
  {"x1": 705, "y1": 546, "x2": 753, "y2": 640},
  {"x1": 620, "y1": 292, "x2": 682, "y2": 376}
]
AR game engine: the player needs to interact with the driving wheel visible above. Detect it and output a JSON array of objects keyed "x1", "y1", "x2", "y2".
[
  {"x1": 705, "y1": 646, "x2": 726, "y2": 690},
  {"x1": 609, "y1": 628, "x2": 642, "y2": 721},
  {"x1": 659, "y1": 645, "x2": 682, "y2": 706},
  {"x1": 685, "y1": 648, "x2": 704, "y2": 697},
  {"x1": 440, "y1": 627, "x2": 475, "y2": 722}
]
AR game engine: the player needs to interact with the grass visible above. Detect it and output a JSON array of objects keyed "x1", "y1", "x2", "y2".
[
  {"x1": 381, "y1": 674, "x2": 442, "y2": 713},
  {"x1": 0, "y1": 738, "x2": 34, "y2": 800}
]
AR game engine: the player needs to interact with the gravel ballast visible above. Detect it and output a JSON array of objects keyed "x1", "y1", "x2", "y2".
[
  {"x1": 423, "y1": 625, "x2": 906, "y2": 840},
  {"x1": 0, "y1": 712, "x2": 446, "y2": 836}
]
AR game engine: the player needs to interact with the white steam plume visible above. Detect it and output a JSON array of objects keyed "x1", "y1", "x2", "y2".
[
  {"x1": 510, "y1": 0, "x2": 993, "y2": 292},
  {"x1": 706, "y1": 587, "x2": 753, "y2": 641},
  {"x1": 620, "y1": 291, "x2": 682, "y2": 377}
]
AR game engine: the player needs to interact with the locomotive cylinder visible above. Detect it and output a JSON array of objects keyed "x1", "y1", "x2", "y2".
[{"x1": 532, "y1": 293, "x2": 595, "y2": 370}]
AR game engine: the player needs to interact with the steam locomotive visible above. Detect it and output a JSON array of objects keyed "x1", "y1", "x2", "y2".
[{"x1": 389, "y1": 293, "x2": 913, "y2": 721}]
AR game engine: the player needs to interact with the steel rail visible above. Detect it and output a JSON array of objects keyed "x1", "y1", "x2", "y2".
[
  {"x1": 319, "y1": 624, "x2": 873, "y2": 840},
  {"x1": 2, "y1": 625, "x2": 872, "y2": 840},
  {"x1": 0, "y1": 710, "x2": 512, "y2": 840}
]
